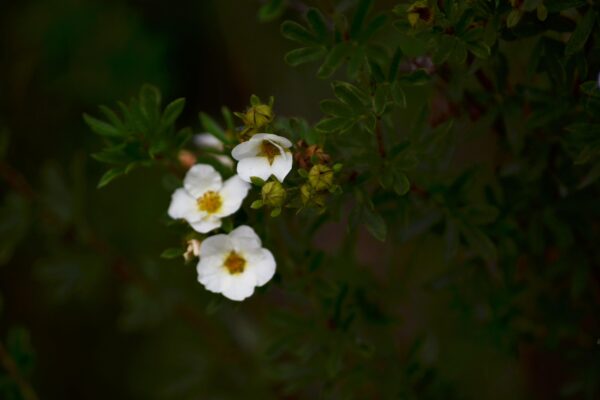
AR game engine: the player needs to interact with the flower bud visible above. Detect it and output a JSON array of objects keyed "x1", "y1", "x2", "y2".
[
  {"x1": 243, "y1": 104, "x2": 273, "y2": 129},
  {"x1": 407, "y1": 1, "x2": 434, "y2": 27},
  {"x1": 183, "y1": 239, "x2": 202, "y2": 262},
  {"x1": 301, "y1": 183, "x2": 326, "y2": 207},
  {"x1": 261, "y1": 180, "x2": 287, "y2": 208},
  {"x1": 308, "y1": 164, "x2": 334, "y2": 191}
]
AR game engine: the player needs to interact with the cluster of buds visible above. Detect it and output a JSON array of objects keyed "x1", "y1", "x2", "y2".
[{"x1": 300, "y1": 163, "x2": 342, "y2": 208}]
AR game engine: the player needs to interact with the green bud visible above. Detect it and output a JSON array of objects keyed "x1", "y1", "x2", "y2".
[
  {"x1": 407, "y1": 0, "x2": 433, "y2": 27},
  {"x1": 244, "y1": 104, "x2": 273, "y2": 129},
  {"x1": 261, "y1": 180, "x2": 287, "y2": 208},
  {"x1": 308, "y1": 164, "x2": 334, "y2": 191},
  {"x1": 301, "y1": 183, "x2": 326, "y2": 207}
]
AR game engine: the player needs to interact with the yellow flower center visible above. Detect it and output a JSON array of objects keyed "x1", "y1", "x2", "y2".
[
  {"x1": 197, "y1": 191, "x2": 222, "y2": 213},
  {"x1": 224, "y1": 251, "x2": 246, "y2": 275},
  {"x1": 259, "y1": 140, "x2": 281, "y2": 164}
]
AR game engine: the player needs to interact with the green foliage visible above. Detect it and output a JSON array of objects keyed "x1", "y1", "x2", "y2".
[{"x1": 85, "y1": 84, "x2": 190, "y2": 188}]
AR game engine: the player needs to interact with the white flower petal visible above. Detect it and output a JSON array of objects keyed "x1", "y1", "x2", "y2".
[
  {"x1": 216, "y1": 175, "x2": 250, "y2": 217},
  {"x1": 168, "y1": 188, "x2": 202, "y2": 222},
  {"x1": 190, "y1": 218, "x2": 222, "y2": 233},
  {"x1": 221, "y1": 272, "x2": 257, "y2": 301},
  {"x1": 199, "y1": 234, "x2": 232, "y2": 257},
  {"x1": 230, "y1": 225, "x2": 262, "y2": 250},
  {"x1": 270, "y1": 151, "x2": 293, "y2": 182},
  {"x1": 184, "y1": 164, "x2": 222, "y2": 198},
  {"x1": 231, "y1": 140, "x2": 261, "y2": 160},
  {"x1": 197, "y1": 255, "x2": 227, "y2": 293},
  {"x1": 252, "y1": 133, "x2": 293, "y2": 148},
  {"x1": 246, "y1": 249, "x2": 276, "y2": 287},
  {"x1": 236, "y1": 157, "x2": 272, "y2": 182},
  {"x1": 193, "y1": 133, "x2": 224, "y2": 151}
]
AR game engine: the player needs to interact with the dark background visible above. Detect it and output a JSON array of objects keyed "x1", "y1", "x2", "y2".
[{"x1": 0, "y1": 0, "x2": 599, "y2": 399}]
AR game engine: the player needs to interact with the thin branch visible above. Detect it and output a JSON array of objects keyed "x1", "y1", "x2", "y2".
[{"x1": 375, "y1": 117, "x2": 386, "y2": 158}]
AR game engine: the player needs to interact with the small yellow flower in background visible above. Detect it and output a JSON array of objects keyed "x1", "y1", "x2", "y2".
[
  {"x1": 196, "y1": 225, "x2": 276, "y2": 301},
  {"x1": 231, "y1": 133, "x2": 293, "y2": 183},
  {"x1": 168, "y1": 164, "x2": 249, "y2": 233}
]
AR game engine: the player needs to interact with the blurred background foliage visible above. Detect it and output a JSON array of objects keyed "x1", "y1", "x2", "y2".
[{"x1": 0, "y1": 0, "x2": 599, "y2": 399}]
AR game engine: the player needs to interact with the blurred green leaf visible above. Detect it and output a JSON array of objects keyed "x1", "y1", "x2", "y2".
[
  {"x1": 565, "y1": 10, "x2": 596, "y2": 56},
  {"x1": 363, "y1": 207, "x2": 387, "y2": 241},
  {"x1": 285, "y1": 46, "x2": 326, "y2": 66}
]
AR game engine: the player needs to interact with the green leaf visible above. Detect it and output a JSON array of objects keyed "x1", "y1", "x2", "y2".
[
  {"x1": 97, "y1": 167, "x2": 124, "y2": 188},
  {"x1": 281, "y1": 21, "x2": 319, "y2": 45},
  {"x1": 270, "y1": 208, "x2": 282, "y2": 217},
  {"x1": 350, "y1": 0, "x2": 374, "y2": 37},
  {"x1": 320, "y1": 99, "x2": 355, "y2": 118},
  {"x1": 251, "y1": 200, "x2": 264, "y2": 209},
  {"x1": 99, "y1": 105, "x2": 125, "y2": 131},
  {"x1": 373, "y1": 84, "x2": 389, "y2": 115},
  {"x1": 391, "y1": 82, "x2": 407, "y2": 108},
  {"x1": 461, "y1": 225, "x2": 497, "y2": 264},
  {"x1": 332, "y1": 81, "x2": 368, "y2": 111},
  {"x1": 199, "y1": 112, "x2": 228, "y2": 143},
  {"x1": 467, "y1": 41, "x2": 491, "y2": 59},
  {"x1": 393, "y1": 173, "x2": 410, "y2": 196},
  {"x1": 139, "y1": 84, "x2": 162, "y2": 121},
  {"x1": 507, "y1": 9, "x2": 523, "y2": 28},
  {"x1": 258, "y1": 0, "x2": 286, "y2": 22},
  {"x1": 315, "y1": 117, "x2": 353, "y2": 133},
  {"x1": 307, "y1": 8, "x2": 328, "y2": 42},
  {"x1": 83, "y1": 114, "x2": 121, "y2": 137},
  {"x1": 284, "y1": 46, "x2": 326, "y2": 66},
  {"x1": 565, "y1": 10, "x2": 596, "y2": 56},
  {"x1": 363, "y1": 207, "x2": 387, "y2": 242},
  {"x1": 361, "y1": 14, "x2": 388, "y2": 40},
  {"x1": 161, "y1": 247, "x2": 184, "y2": 259},
  {"x1": 250, "y1": 176, "x2": 266, "y2": 186},
  {"x1": 161, "y1": 98, "x2": 185, "y2": 128},
  {"x1": 317, "y1": 43, "x2": 352, "y2": 79}
]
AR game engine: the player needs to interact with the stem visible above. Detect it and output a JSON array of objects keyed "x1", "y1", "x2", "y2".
[
  {"x1": 375, "y1": 117, "x2": 386, "y2": 158},
  {"x1": 0, "y1": 340, "x2": 39, "y2": 400}
]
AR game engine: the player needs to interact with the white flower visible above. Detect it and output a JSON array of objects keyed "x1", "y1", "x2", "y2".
[
  {"x1": 168, "y1": 164, "x2": 250, "y2": 233},
  {"x1": 197, "y1": 225, "x2": 276, "y2": 301},
  {"x1": 231, "y1": 133, "x2": 293, "y2": 183},
  {"x1": 193, "y1": 133, "x2": 234, "y2": 167}
]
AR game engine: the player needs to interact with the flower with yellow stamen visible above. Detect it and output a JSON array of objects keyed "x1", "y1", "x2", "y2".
[
  {"x1": 168, "y1": 164, "x2": 249, "y2": 233},
  {"x1": 231, "y1": 133, "x2": 293, "y2": 183},
  {"x1": 196, "y1": 225, "x2": 276, "y2": 301}
]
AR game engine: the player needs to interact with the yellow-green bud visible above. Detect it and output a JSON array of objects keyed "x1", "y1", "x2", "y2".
[
  {"x1": 300, "y1": 183, "x2": 326, "y2": 207},
  {"x1": 261, "y1": 180, "x2": 286, "y2": 208},
  {"x1": 308, "y1": 164, "x2": 334, "y2": 191},
  {"x1": 244, "y1": 104, "x2": 273, "y2": 129},
  {"x1": 407, "y1": 0, "x2": 433, "y2": 27}
]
